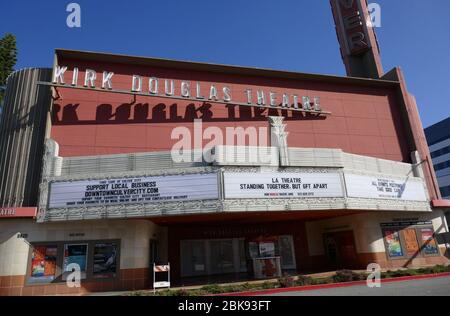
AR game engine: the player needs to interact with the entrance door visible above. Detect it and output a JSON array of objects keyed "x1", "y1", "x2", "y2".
[
  {"x1": 324, "y1": 231, "x2": 358, "y2": 269},
  {"x1": 149, "y1": 239, "x2": 159, "y2": 264},
  {"x1": 209, "y1": 239, "x2": 235, "y2": 275},
  {"x1": 180, "y1": 238, "x2": 247, "y2": 277},
  {"x1": 180, "y1": 240, "x2": 207, "y2": 277},
  {"x1": 278, "y1": 235, "x2": 297, "y2": 270}
]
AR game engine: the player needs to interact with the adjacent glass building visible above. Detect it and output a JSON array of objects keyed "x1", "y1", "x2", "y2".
[
  {"x1": 425, "y1": 118, "x2": 450, "y2": 199},
  {"x1": 425, "y1": 117, "x2": 450, "y2": 229}
]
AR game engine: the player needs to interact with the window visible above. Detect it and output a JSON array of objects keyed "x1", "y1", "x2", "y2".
[
  {"x1": 180, "y1": 240, "x2": 207, "y2": 277},
  {"x1": 430, "y1": 145, "x2": 450, "y2": 159},
  {"x1": 180, "y1": 238, "x2": 248, "y2": 278},
  {"x1": 433, "y1": 160, "x2": 450, "y2": 172},
  {"x1": 278, "y1": 236, "x2": 296, "y2": 270},
  {"x1": 238, "y1": 239, "x2": 247, "y2": 271},
  {"x1": 439, "y1": 185, "x2": 450, "y2": 198}
]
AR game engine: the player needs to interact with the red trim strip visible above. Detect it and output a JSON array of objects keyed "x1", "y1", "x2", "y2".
[
  {"x1": 215, "y1": 272, "x2": 450, "y2": 296},
  {"x1": 432, "y1": 199, "x2": 450, "y2": 208},
  {"x1": 0, "y1": 207, "x2": 37, "y2": 218}
]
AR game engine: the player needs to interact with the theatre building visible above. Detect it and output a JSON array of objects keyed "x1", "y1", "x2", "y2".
[
  {"x1": 0, "y1": 2, "x2": 450, "y2": 296},
  {"x1": 0, "y1": 48, "x2": 447, "y2": 295}
]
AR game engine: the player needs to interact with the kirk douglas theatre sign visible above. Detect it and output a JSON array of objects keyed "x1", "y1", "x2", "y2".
[
  {"x1": 47, "y1": 66, "x2": 330, "y2": 115},
  {"x1": 48, "y1": 173, "x2": 219, "y2": 209}
]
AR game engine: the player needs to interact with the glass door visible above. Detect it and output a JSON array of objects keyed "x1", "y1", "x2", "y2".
[
  {"x1": 278, "y1": 235, "x2": 296, "y2": 270},
  {"x1": 180, "y1": 240, "x2": 207, "y2": 277},
  {"x1": 209, "y1": 239, "x2": 235, "y2": 275},
  {"x1": 180, "y1": 238, "x2": 247, "y2": 277}
]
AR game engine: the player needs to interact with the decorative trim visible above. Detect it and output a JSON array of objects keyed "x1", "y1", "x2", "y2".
[{"x1": 269, "y1": 116, "x2": 289, "y2": 165}]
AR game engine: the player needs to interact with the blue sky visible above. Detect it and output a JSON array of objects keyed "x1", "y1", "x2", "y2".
[{"x1": 1, "y1": 0, "x2": 449, "y2": 127}]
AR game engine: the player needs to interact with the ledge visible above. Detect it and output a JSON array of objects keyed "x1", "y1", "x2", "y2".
[{"x1": 431, "y1": 199, "x2": 450, "y2": 208}]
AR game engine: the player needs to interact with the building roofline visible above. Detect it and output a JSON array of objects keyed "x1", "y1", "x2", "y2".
[{"x1": 55, "y1": 48, "x2": 399, "y2": 88}]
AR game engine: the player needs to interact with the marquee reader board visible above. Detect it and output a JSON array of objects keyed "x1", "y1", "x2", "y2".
[
  {"x1": 48, "y1": 172, "x2": 219, "y2": 209},
  {"x1": 344, "y1": 174, "x2": 428, "y2": 202},
  {"x1": 223, "y1": 172, "x2": 344, "y2": 199}
]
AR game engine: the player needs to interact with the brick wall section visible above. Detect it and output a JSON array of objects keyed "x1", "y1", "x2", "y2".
[
  {"x1": 51, "y1": 58, "x2": 411, "y2": 164},
  {"x1": 0, "y1": 268, "x2": 150, "y2": 296}
]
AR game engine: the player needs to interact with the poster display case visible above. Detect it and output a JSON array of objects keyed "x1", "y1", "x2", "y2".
[
  {"x1": 248, "y1": 237, "x2": 282, "y2": 279},
  {"x1": 29, "y1": 245, "x2": 58, "y2": 284},
  {"x1": 381, "y1": 222, "x2": 441, "y2": 260}
]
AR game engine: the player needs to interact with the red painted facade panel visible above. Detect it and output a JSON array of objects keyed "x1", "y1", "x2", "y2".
[{"x1": 51, "y1": 57, "x2": 411, "y2": 162}]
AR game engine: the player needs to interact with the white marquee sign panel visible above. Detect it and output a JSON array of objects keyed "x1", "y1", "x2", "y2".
[
  {"x1": 344, "y1": 174, "x2": 428, "y2": 202},
  {"x1": 48, "y1": 173, "x2": 219, "y2": 209},
  {"x1": 223, "y1": 172, "x2": 344, "y2": 199}
]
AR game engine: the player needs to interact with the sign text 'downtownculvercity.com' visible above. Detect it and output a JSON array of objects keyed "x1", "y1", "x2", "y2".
[{"x1": 48, "y1": 173, "x2": 219, "y2": 209}]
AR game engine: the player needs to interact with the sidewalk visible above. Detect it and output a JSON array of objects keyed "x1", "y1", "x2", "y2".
[
  {"x1": 84, "y1": 270, "x2": 365, "y2": 296},
  {"x1": 81, "y1": 266, "x2": 448, "y2": 296}
]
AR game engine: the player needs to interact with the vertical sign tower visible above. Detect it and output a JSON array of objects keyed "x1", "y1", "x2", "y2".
[{"x1": 330, "y1": 0, "x2": 383, "y2": 79}]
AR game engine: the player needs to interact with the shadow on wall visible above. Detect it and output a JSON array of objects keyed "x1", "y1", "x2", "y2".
[{"x1": 51, "y1": 102, "x2": 327, "y2": 125}]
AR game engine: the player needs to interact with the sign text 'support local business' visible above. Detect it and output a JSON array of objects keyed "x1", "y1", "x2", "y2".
[
  {"x1": 48, "y1": 173, "x2": 219, "y2": 209},
  {"x1": 48, "y1": 172, "x2": 429, "y2": 208},
  {"x1": 223, "y1": 173, "x2": 344, "y2": 199}
]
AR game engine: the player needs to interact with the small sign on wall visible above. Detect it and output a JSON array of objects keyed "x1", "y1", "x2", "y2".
[{"x1": 153, "y1": 263, "x2": 170, "y2": 293}]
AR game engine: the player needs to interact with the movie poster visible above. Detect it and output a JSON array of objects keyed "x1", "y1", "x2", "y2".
[
  {"x1": 259, "y1": 242, "x2": 276, "y2": 257},
  {"x1": 30, "y1": 245, "x2": 57, "y2": 282},
  {"x1": 384, "y1": 230, "x2": 403, "y2": 258},
  {"x1": 62, "y1": 244, "x2": 88, "y2": 280},
  {"x1": 93, "y1": 243, "x2": 117, "y2": 278},
  {"x1": 403, "y1": 229, "x2": 420, "y2": 257},
  {"x1": 421, "y1": 228, "x2": 439, "y2": 255}
]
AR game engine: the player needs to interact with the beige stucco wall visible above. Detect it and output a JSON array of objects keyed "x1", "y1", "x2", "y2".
[
  {"x1": 0, "y1": 219, "x2": 163, "y2": 277},
  {"x1": 305, "y1": 210, "x2": 449, "y2": 257}
]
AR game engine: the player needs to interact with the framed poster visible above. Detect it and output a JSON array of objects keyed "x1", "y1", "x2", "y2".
[
  {"x1": 259, "y1": 242, "x2": 276, "y2": 258},
  {"x1": 403, "y1": 229, "x2": 420, "y2": 257},
  {"x1": 29, "y1": 245, "x2": 57, "y2": 283},
  {"x1": 420, "y1": 228, "x2": 439, "y2": 256},
  {"x1": 383, "y1": 230, "x2": 403, "y2": 258},
  {"x1": 62, "y1": 243, "x2": 88, "y2": 280},
  {"x1": 93, "y1": 243, "x2": 118, "y2": 278},
  {"x1": 252, "y1": 257, "x2": 282, "y2": 279}
]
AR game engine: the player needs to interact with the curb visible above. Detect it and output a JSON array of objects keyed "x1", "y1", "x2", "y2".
[{"x1": 215, "y1": 272, "x2": 450, "y2": 296}]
